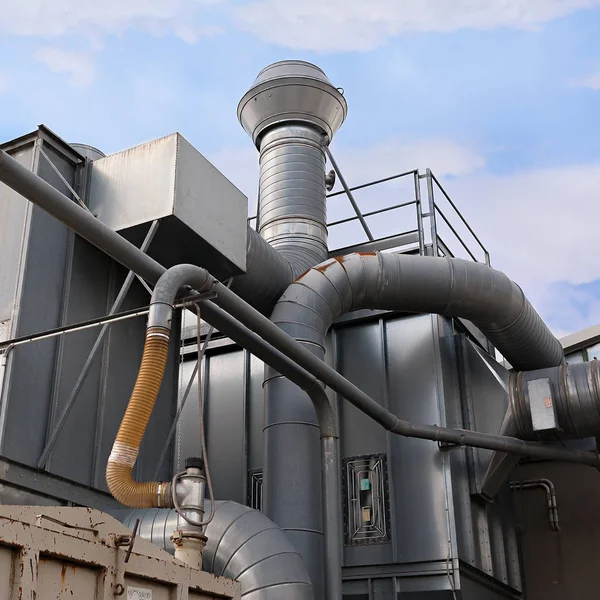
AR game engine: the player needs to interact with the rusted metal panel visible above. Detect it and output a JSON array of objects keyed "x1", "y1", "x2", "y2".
[{"x1": 0, "y1": 506, "x2": 240, "y2": 600}]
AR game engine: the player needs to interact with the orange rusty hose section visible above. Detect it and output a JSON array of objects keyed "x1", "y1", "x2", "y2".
[{"x1": 106, "y1": 326, "x2": 172, "y2": 508}]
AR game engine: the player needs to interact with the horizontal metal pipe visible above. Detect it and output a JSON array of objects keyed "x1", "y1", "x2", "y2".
[
  {"x1": 326, "y1": 169, "x2": 417, "y2": 199},
  {"x1": 2, "y1": 147, "x2": 598, "y2": 468}
]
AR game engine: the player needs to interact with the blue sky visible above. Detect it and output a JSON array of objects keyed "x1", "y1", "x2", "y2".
[{"x1": 1, "y1": 0, "x2": 600, "y2": 337}]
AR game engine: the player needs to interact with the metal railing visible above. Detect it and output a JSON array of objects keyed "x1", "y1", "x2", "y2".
[{"x1": 248, "y1": 163, "x2": 491, "y2": 265}]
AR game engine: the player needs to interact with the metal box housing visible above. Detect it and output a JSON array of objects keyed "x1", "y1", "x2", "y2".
[{"x1": 89, "y1": 133, "x2": 248, "y2": 279}]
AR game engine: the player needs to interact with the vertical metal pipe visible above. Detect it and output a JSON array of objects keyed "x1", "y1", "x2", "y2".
[
  {"x1": 425, "y1": 168, "x2": 439, "y2": 257},
  {"x1": 321, "y1": 435, "x2": 343, "y2": 600},
  {"x1": 242, "y1": 349, "x2": 251, "y2": 504},
  {"x1": 258, "y1": 125, "x2": 329, "y2": 274},
  {"x1": 414, "y1": 170, "x2": 425, "y2": 256}
]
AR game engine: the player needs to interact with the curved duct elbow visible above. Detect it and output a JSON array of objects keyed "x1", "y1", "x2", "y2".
[
  {"x1": 270, "y1": 252, "x2": 563, "y2": 371},
  {"x1": 230, "y1": 227, "x2": 295, "y2": 314},
  {"x1": 120, "y1": 501, "x2": 314, "y2": 600}
]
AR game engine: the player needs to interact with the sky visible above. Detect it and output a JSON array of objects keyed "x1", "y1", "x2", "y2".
[{"x1": 1, "y1": 0, "x2": 600, "y2": 337}]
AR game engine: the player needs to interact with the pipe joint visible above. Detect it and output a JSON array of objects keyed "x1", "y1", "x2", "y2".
[{"x1": 148, "y1": 302, "x2": 174, "y2": 330}]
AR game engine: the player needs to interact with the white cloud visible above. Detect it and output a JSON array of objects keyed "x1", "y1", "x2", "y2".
[
  {"x1": 237, "y1": 0, "x2": 600, "y2": 51},
  {"x1": 2, "y1": 0, "x2": 223, "y2": 45},
  {"x1": 336, "y1": 138, "x2": 485, "y2": 179},
  {"x1": 34, "y1": 46, "x2": 95, "y2": 87},
  {"x1": 570, "y1": 71, "x2": 600, "y2": 89}
]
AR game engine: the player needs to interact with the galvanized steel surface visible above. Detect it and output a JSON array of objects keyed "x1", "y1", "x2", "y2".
[
  {"x1": 258, "y1": 125, "x2": 328, "y2": 274},
  {"x1": 510, "y1": 359, "x2": 600, "y2": 440},
  {"x1": 174, "y1": 314, "x2": 520, "y2": 595},
  {"x1": 0, "y1": 133, "x2": 179, "y2": 492},
  {"x1": 271, "y1": 252, "x2": 563, "y2": 371},
  {"x1": 238, "y1": 60, "x2": 346, "y2": 146},
  {"x1": 262, "y1": 250, "x2": 561, "y2": 595},
  {"x1": 121, "y1": 501, "x2": 313, "y2": 599},
  {"x1": 88, "y1": 132, "x2": 248, "y2": 277},
  {"x1": 230, "y1": 61, "x2": 345, "y2": 316}
]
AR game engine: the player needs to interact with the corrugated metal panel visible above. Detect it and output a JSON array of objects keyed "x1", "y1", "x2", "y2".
[
  {"x1": 1, "y1": 137, "x2": 77, "y2": 467},
  {"x1": 0, "y1": 128, "x2": 179, "y2": 497}
]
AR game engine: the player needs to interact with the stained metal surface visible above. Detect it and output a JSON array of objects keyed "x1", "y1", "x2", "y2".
[
  {"x1": 447, "y1": 336, "x2": 521, "y2": 590},
  {"x1": 0, "y1": 505, "x2": 240, "y2": 599},
  {"x1": 89, "y1": 132, "x2": 248, "y2": 277},
  {"x1": 0, "y1": 128, "x2": 179, "y2": 495},
  {"x1": 511, "y1": 461, "x2": 600, "y2": 600}
]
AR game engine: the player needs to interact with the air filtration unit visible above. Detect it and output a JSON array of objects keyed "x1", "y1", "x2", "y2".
[{"x1": 1, "y1": 60, "x2": 600, "y2": 600}]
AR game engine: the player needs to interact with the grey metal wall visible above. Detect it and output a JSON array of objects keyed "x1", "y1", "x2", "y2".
[
  {"x1": 175, "y1": 311, "x2": 520, "y2": 598},
  {"x1": 445, "y1": 336, "x2": 522, "y2": 591},
  {"x1": 511, "y1": 460, "x2": 600, "y2": 599},
  {"x1": 0, "y1": 127, "x2": 179, "y2": 501}
]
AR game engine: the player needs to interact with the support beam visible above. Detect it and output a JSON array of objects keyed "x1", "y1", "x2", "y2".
[{"x1": 37, "y1": 220, "x2": 161, "y2": 469}]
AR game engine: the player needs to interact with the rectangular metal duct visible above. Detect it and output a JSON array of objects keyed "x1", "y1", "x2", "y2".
[{"x1": 88, "y1": 133, "x2": 248, "y2": 279}]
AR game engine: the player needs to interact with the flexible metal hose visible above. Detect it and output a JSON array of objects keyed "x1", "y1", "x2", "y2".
[{"x1": 106, "y1": 326, "x2": 172, "y2": 508}]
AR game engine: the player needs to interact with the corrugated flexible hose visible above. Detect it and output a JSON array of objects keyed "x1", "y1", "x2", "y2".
[{"x1": 106, "y1": 326, "x2": 172, "y2": 508}]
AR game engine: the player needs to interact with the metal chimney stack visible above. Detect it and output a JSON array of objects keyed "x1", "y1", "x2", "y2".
[
  {"x1": 238, "y1": 60, "x2": 347, "y2": 275},
  {"x1": 237, "y1": 61, "x2": 347, "y2": 598}
]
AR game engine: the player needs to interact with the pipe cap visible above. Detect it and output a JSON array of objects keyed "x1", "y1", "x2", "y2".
[
  {"x1": 238, "y1": 60, "x2": 347, "y2": 147},
  {"x1": 185, "y1": 457, "x2": 205, "y2": 470}
]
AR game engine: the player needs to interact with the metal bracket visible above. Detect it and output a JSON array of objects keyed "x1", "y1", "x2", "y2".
[
  {"x1": 113, "y1": 518, "x2": 139, "y2": 563},
  {"x1": 178, "y1": 290, "x2": 218, "y2": 309}
]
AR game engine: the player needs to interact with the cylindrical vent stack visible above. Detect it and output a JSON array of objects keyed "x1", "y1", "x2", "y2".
[
  {"x1": 237, "y1": 60, "x2": 347, "y2": 598},
  {"x1": 258, "y1": 125, "x2": 328, "y2": 273}
]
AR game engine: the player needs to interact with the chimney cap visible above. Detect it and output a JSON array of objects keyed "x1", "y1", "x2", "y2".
[{"x1": 237, "y1": 60, "x2": 347, "y2": 148}]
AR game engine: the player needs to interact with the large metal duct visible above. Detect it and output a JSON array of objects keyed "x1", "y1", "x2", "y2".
[
  {"x1": 230, "y1": 61, "x2": 347, "y2": 314},
  {"x1": 263, "y1": 251, "x2": 564, "y2": 596},
  {"x1": 120, "y1": 501, "x2": 313, "y2": 600},
  {"x1": 510, "y1": 359, "x2": 600, "y2": 440}
]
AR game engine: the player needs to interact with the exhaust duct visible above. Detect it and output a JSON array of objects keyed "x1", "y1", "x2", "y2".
[
  {"x1": 263, "y1": 251, "x2": 564, "y2": 596},
  {"x1": 119, "y1": 501, "x2": 314, "y2": 600},
  {"x1": 510, "y1": 359, "x2": 600, "y2": 440},
  {"x1": 230, "y1": 61, "x2": 347, "y2": 314}
]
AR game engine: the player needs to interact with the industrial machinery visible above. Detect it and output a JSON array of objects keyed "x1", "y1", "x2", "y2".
[{"x1": 0, "y1": 60, "x2": 599, "y2": 599}]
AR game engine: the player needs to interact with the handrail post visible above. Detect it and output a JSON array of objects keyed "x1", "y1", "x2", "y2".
[
  {"x1": 414, "y1": 170, "x2": 425, "y2": 256},
  {"x1": 425, "y1": 168, "x2": 439, "y2": 257}
]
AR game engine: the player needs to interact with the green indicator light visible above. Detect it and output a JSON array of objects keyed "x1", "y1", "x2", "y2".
[{"x1": 360, "y1": 478, "x2": 371, "y2": 491}]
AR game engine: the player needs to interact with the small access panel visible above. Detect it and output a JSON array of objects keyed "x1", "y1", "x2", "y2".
[{"x1": 343, "y1": 454, "x2": 391, "y2": 546}]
